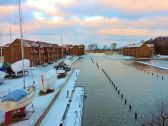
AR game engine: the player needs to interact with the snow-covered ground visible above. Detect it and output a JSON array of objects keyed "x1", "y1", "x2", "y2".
[
  {"x1": 71, "y1": 56, "x2": 79, "y2": 64},
  {"x1": 137, "y1": 60, "x2": 168, "y2": 70},
  {"x1": 63, "y1": 87, "x2": 84, "y2": 126},
  {"x1": 0, "y1": 56, "x2": 80, "y2": 126},
  {"x1": 40, "y1": 70, "x2": 80, "y2": 126},
  {"x1": 157, "y1": 55, "x2": 168, "y2": 59},
  {"x1": 105, "y1": 54, "x2": 133, "y2": 60}
]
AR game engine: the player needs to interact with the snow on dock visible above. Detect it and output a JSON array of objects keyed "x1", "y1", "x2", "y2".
[
  {"x1": 0, "y1": 56, "x2": 80, "y2": 126},
  {"x1": 63, "y1": 87, "x2": 84, "y2": 126},
  {"x1": 40, "y1": 70, "x2": 80, "y2": 126},
  {"x1": 137, "y1": 61, "x2": 168, "y2": 70},
  {"x1": 105, "y1": 54, "x2": 133, "y2": 60},
  {"x1": 0, "y1": 70, "x2": 74, "y2": 126}
]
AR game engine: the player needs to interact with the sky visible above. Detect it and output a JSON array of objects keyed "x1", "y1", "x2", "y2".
[{"x1": 0, "y1": 0, "x2": 168, "y2": 48}]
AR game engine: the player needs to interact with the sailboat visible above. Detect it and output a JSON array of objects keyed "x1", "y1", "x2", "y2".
[
  {"x1": 0, "y1": 31, "x2": 6, "y2": 84},
  {"x1": 11, "y1": 59, "x2": 30, "y2": 76},
  {"x1": 0, "y1": 0, "x2": 35, "y2": 112}
]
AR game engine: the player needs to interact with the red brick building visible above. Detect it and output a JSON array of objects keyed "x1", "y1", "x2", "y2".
[
  {"x1": 4, "y1": 39, "x2": 31, "y2": 64},
  {"x1": 3, "y1": 38, "x2": 84, "y2": 66},
  {"x1": 63, "y1": 44, "x2": 73, "y2": 55},
  {"x1": 123, "y1": 42, "x2": 154, "y2": 58},
  {"x1": 64, "y1": 44, "x2": 84, "y2": 56}
]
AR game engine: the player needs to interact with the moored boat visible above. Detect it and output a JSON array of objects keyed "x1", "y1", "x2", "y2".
[
  {"x1": 0, "y1": 71, "x2": 6, "y2": 84},
  {"x1": 11, "y1": 59, "x2": 30, "y2": 75},
  {"x1": 57, "y1": 69, "x2": 67, "y2": 79},
  {"x1": 0, "y1": 0, "x2": 36, "y2": 116},
  {"x1": 0, "y1": 85, "x2": 35, "y2": 112},
  {"x1": 40, "y1": 69, "x2": 57, "y2": 93}
]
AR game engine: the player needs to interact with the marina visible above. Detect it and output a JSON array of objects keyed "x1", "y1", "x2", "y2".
[
  {"x1": 0, "y1": 0, "x2": 168, "y2": 125},
  {"x1": 0, "y1": 53, "x2": 168, "y2": 125},
  {"x1": 0, "y1": 56, "x2": 84, "y2": 126},
  {"x1": 73, "y1": 54, "x2": 168, "y2": 126}
]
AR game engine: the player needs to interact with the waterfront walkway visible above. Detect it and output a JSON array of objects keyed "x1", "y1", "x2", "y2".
[{"x1": 40, "y1": 70, "x2": 80, "y2": 126}]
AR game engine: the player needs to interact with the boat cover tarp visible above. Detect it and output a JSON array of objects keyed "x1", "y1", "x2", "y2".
[
  {"x1": 11, "y1": 59, "x2": 30, "y2": 73},
  {"x1": 0, "y1": 63, "x2": 3, "y2": 68},
  {"x1": 0, "y1": 71, "x2": 5, "y2": 79},
  {"x1": 0, "y1": 71, "x2": 5, "y2": 83},
  {"x1": 1, "y1": 89, "x2": 27, "y2": 102},
  {"x1": 57, "y1": 70, "x2": 65, "y2": 74},
  {"x1": 40, "y1": 69, "x2": 57, "y2": 92},
  {"x1": 64, "y1": 59, "x2": 71, "y2": 66}
]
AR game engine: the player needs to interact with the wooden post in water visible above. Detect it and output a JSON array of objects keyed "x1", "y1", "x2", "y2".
[
  {"x1": 135, "y1": 112, "x2": 137, "y2": 120},
  {"x1": 121, "y1": 94, "x2": 123, "y2": 99},
  {"x1": 129, "y1": 105, "x2": 131, "y2": 111},
  {"x1": 125, "y1": 99, "x2": 127, "y2": 104}
]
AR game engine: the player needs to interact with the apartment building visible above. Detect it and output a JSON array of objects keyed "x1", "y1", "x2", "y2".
[
  {"x1": 123, "y1": 42, "x2": 154, "y2": 58},
  {"x1": 3, "y1": 38, "x2": 84, "y2": 66}
]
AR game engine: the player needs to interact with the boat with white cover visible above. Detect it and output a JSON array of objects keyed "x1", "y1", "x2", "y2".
[
  {"x1": 0, "y1": 71, "x2": 6, "y2": 84},
  {"x1": 0, "y1": 0, "x2": 35, "y2": 113},
  {"x1": 11, "y1": 59, "x2": 30, "y2": 75},
  {"x1": 40, "y1": 69, "x2": 57, "y2": 93}
]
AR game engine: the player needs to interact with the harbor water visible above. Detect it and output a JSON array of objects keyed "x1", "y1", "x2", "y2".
[{"x1": 72, "y1": 54, "x2": 168, "y2": 126}]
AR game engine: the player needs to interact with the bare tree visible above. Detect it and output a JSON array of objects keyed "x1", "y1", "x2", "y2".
[
  {"x1": 102, "y1": 45, "x2": 108, "y2": 50},
  {"x1": 111, "y1": 43, "x2": 117, "y2": 50},
  {"x1": 88, "y1": 43, "x2": 98, "y2": 51},
  {"x1": 143, "y1": 99, "x2": 168, "y2": 126}
]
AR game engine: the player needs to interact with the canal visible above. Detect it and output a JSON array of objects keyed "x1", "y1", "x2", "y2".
[{"x1": 72, "y1": 54, "x2": 168, "y2": 126}]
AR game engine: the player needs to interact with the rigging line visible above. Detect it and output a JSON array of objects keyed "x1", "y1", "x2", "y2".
[
  {"x1": 18, "y1": 0, "x2": 26, "y2": 88},
  {"x1": 10, "y1": 26, "x2": 13, "y2": 63},
  {"x1": 0, "y1": 31, "x2": 2, "y2": 63}
]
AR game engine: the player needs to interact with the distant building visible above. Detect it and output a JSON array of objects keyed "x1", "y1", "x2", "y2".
[
  {"x1": 69, "y1": 45, "x2": 84, "y2": 56},
  {"x1": 63, "y1": 44, "x2": 84, "y2": 56},
  {"x1": 123, "y1": 42, "x2": 154, "y2": 57},
  {"x1": 3, "y1": 38, "x2": 84, "y2": 66},
  {"x1": 63, "y1": 44, "x2": 73, "y2": 55}
]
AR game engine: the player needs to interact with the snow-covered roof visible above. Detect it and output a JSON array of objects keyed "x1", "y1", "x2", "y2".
[
  {"x1": 125, "y1": 42, "x2": 143, "y2": 48},
  {"x1": 37, "y1": 41, "x2": 53, "y2": 47},
  {"x1": 3, "y1": 43, "x2": 11, "y2": 47},
  {"x1": 14, "y1": 39, "x2": 32, "y2": 47},
  {"x1": 125, "y1": 42, "x2": 154, "y2": 48},
  {"x1": 26, "y1": 41, "x2": 39, "y2": 48},
  {"x1": 146, "y1": 44, "x2": 154, "y2": 48}
]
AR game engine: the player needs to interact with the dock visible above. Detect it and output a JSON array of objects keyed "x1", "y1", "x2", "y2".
[
  {"x1": 39, "y1": 70, "x2": 84, "y2": 126},
  {"x1": 62, "y1": 87, "x2": 84, "y2": 126}
]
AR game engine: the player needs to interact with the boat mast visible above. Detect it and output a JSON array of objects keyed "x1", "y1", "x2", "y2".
[
  {"x1": 18, "y1": 0, "x2": 25, "y2": 88},
  {"x1": 61, "y1": 35, "x2": 63, "y2": 57},
  {"x1": 0, "y1": 32, "x2": 2, "y2": 63},
  {"x1": 10, "y1": 27, "x2": 13, "y2": 62}
]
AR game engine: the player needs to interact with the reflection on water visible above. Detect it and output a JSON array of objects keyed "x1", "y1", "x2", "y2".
[{"x1": 72, "y1": 54, "x2": 168, "y2": 126}]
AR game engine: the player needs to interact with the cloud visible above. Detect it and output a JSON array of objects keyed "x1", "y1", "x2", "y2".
[
  {"x1": 97, "y1": 28, "x2": 168, "y2": 37},
  {"x1": 78, "y1": 16, "x2": 168, "y2": 30},
  {"x1": 0, "y1": 5, "x2": 17, "y2": 16},
  {"x1": 8, "y1": 15, "x2": 168, "y2": 38},
  {"x1": 25, "y1": 0, "x2": 76, "y2": 17},
  {"x1": 0, "y1": 0, "x2": 168, "y2": 46},
  {"x1": 100, "y1": 0, "x2": 168, "y2": 13}
]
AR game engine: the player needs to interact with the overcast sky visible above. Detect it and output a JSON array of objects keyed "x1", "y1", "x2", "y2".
[{"x1": 0, "y1": 0, "x2": 168, "y2": 47}]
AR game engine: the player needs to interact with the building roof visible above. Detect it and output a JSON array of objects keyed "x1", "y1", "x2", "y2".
[
  {"x1": 63, "y1": 44, "x2": 73, "y2": 47},
  {"x1": 37, "y1": 41, "x2": 54, "y2": 47},
  {"x1": 146, "y1": 44, "x2": 154, "y2": 48},
  {"x1": 125, "y1": 42, "x2": 144, "y2": 48},
  {"x1": 26, "y1": 40, "x2": 39, "y2": 47},
  {"x1": 14, "y1": 38, "x2": 33, "y2": 47},
  {"x1": 3, "y1": 43, "x2": 11, "y2": 47},
  {"x1": 124, "y1": 42, "x2": 154, "y2": 49}
]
